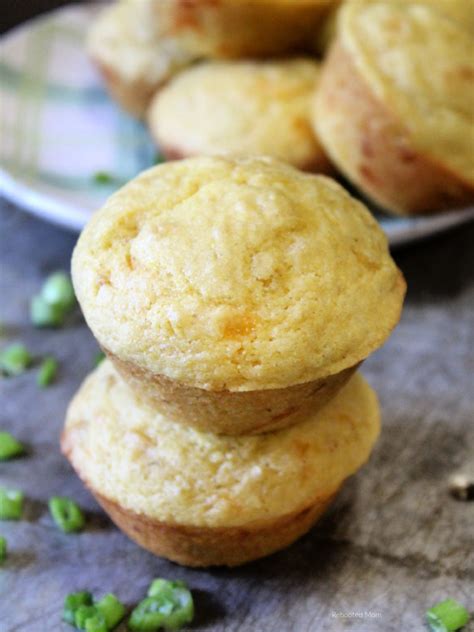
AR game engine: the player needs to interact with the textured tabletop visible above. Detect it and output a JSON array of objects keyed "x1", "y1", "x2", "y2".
[{"x1": 0, "y1": 199, "x2": 473, "y2": 632}]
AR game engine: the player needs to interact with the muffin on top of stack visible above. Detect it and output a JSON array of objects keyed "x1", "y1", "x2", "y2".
[{"x1": 63, "y1": 156, "x2": 405, "y2": 566}]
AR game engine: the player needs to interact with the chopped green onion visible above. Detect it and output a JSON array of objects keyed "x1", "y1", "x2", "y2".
[
  {"x1": 37, "y1": 357, "x2": 58, "y2": 388},
  {"x1": 129, "y1": 597, "x2": 168, "y2": 631},
  {"x1": 31, "y1": 271, "x2": 76, "y2": 328},
  {"x1": 30, "y1": 294, "x2": 65, "y2": 328},
  {"x1": 75, "y1": 605, "x2": 99, "y2": 630},
  {"x1": 85, "y1": 613, "x2": 108, "y2": 632},
  {"x1": 41, "y1": 272, "x2": 76, "y2": 311},
  {"x1": 63, "y1": 591, "x2": 94, "y2": 625},
  {"x1": 147, "y1": 579, "x2": 186, "y2": 599},
  {"x1": 0, "y1": 488, "x2": 24, "y2": 520},
  {"x1": 96, "y1": 593, "x2": 126, "y2": 630},
  {"x1": 0, "y1": 536, "x2": 7, "y2": 563},
  {"x1": 129, "y1": 579, "x2": 194, "y2": 631},
  {"x1": 0, "y1": 431, "x2": 25, "y2": 460},
  {"x1": 154, "y1": 153, "x2": 165, "y2": 165},
  {"x1": 426, "y1": 599, "x2": 470, "y2": 631},
  {"x1": 0, "y1": 343, "x2": 32, "y2": 376},
  {"x1": 95, "y1": 351, "x2": 105, "y2": 367},
  {"x1": 48, "y1": 496, "x2": 85, "y2": 533},
  {"x1": 93, "y1": 171, "x2": 114, "y2": 185}
]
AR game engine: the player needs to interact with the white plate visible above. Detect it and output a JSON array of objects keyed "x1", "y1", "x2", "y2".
[{"x1": 1, "y1": 4, "x2": 474, "y2": 243}]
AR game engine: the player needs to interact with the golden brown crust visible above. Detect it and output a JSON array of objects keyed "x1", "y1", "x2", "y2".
[
  {"x1": 315, "y1": 42, "x2": 474, "y2": 216},
  {"x1": 95, "y1": 492, "x2": 334, "y2": 567},
  {"x1": 107, "y1": 348, "x2": 358, "y2": 435},
  {"x1": 92, "y1": 58, "x2": 161, "y2": 118},
  {"x1": 60, "y1": 427, "x2": 336, "y2": 567}
]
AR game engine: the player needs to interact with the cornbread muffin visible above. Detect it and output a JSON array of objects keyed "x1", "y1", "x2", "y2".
[
  {"x1": 62, "y1": 362, "x2": 380, "y2": 566},
  {"x1": 148, "y1": 59, "x2": 332, "y2": 172},
  {"x1": 87, "y1": 3, "x2": 197, "y2": 117},
  {"x1": 72, "y1": 156, "x2": 405, "y2": 434},
  {"x1": 125, "y1": 0, "x2": 339, "y2": 59},
  {"x1": 313, "y1": 0, "x2": 474, "y2": 215}
]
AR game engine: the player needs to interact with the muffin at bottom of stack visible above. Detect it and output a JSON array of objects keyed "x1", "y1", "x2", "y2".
[{"x1": 62, "y1": 361, "x2": 380, "y2": 567}]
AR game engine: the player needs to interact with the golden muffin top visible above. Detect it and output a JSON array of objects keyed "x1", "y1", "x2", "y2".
[
  {"x1": 148, "y1": 59, "x2": 325, "y2": 170},
  {"x1": 72, "y1": 157, "x2": 405, "y2": 391},
  {"x1": 340, "y1": 0, "x2": 474, "y2": 183},
  {"x1": 87, "y1": 3, "x2": 195, "y2": 84},
  {"x1": 63, "y1": 362, "x2": 380, "y2": 527}
]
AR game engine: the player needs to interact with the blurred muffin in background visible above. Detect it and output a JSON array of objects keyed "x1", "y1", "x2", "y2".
[
  {"x1": 313, "y1": 0, "x2": 474, "y2": 215},
  {"x1": 311, "y1": 0, "x2": 343, "y2": 56},
  {"x1": 125, "y1": 0, "x2": 341, "y2": 59},
  {"x1": 148, "y1": 59, "x2": 332, "y2": 172},
  {"x1": 62, "y1": 362, "x2": 380, "y2": 566},
  {"x1": 87, "y1": 3, "x2": 198, "y2": 117}
]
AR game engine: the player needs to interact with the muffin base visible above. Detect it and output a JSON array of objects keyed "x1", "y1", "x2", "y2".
[
  {"x1": 107, "y1": 349, "x2": 358, "y2": 435},
  {"x1": 315, "y1": 42, "x2": 474, "y2": 216},
  {"x1": 93, "y1": 490, "x2": 336, "y2": 567}
]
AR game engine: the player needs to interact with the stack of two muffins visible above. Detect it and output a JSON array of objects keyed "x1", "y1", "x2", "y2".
[{"x1": 63, "y1": 156, "x2": 405, "y2": 567}]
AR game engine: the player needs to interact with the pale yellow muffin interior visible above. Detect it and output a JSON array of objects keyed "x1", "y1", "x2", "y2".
[
  {"x1": 340, "y1": 0, "x2": 474, "y2": 183},
  {"x1": 72, "y1": 156, "x2": 405, "y2": 391},
  {"x1": 64, "y1": 361, "x2": 380, "y2": 528},
  {"x1": 148, "y1": 59, "x2": 327, "y2": 169},
  {"x1": 87, "y1": 3, "x2": 196, "y2": 92}
]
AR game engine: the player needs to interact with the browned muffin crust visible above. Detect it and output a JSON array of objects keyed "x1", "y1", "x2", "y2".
[{"x1": 107, "y1": 348, "x2": 358, "y2": 435}]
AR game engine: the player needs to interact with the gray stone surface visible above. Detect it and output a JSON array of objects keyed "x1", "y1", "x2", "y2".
[{"x1": 0, "y1": 199, "x2": 473, "y2": 632}]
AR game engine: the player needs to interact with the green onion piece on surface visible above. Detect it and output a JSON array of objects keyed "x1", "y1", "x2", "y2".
[
  {"x1": 154, "y1": 153, "x2": 165, "y2": 165},
  {"x1": 93, "y1": 171, "x2": 114, "y2": 185},
  {"x1": 96, "y1": 593, "x2": 126, "y2": 630},
  {"x1": 75, "y1": 605, "x2": 99, "y2": 630},
  {"x1": 85, "y1": 613, "x2": 108, "y2": 632},
  {"x1": 0, "y1": 343, "x2": 32, "y2": 376},
  {"x1": 426, "y1": 599, "x2": 470, "y2": 632},
  {"x1": 128, "y1": 597, "x2": 168, "y2": 631},
  {"x1": 95, "y1": 352, "x2": 105, "y2": 367},
  {"x1": 41, "y1": 272, "x2": 76, "y2": 311},
  {"x1": 30, "y1": 295, "x2": 65, "y2": 328},
  {"x1": 147, "y1": 579, "x2": 186, "y2": 599},
  {"x1": 130, "y1": 579, "x2": 194, "y2": 631},
  {"x1": 37, "y1": 357, "x2": 58, "y2": 388},
  {"x1": 0, "y1": 488, "x2": 24, "y2": 520},
  {"x1": 63, "y1": 591, "x2": 94, "y2": 625},
  {"x1": 49, "y1": 496, "x2": 85, "y2": 533},
  {"x1": 0, "y1": 431, "x2": 25, "y2": 460},
  {"x1": 0, "y1": 536, "x2": 7, "y2": 563}
]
